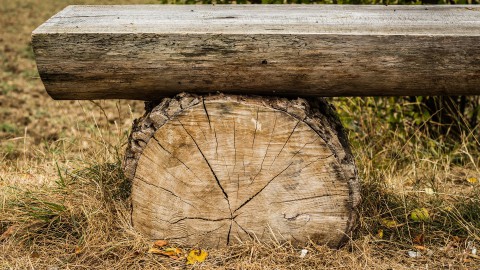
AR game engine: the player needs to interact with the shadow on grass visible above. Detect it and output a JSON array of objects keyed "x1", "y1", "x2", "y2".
[
  {"x1": 359, "y1": 181, "x2": 480, "y2": 246},
  {"x1": 2, "y1": 160, "x2": 132, "y2": 245}
]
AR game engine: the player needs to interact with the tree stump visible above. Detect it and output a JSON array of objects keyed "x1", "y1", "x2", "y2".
[{"x1": 124, "y1": 93, "x2": 360, "y2": 248}]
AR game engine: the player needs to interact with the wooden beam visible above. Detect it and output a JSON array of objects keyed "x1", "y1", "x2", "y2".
[{"x1": 32, "y1": 5, "x2": 480, "y2": 100}]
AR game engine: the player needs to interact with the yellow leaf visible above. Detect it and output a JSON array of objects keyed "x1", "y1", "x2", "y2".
[
  {"x1": 165, "y1": 247, "x2": 182, "y2": 256},
  {"x1": 443, "y1": 206, "x2": 453, "y2": 212},
  {"x1": 467, "y1": 177, "x2": 478, "y2": 184},
  {"x1": 153, "y1": 240, "x2": 168, "y2": 248},
  {"x1": 186, "y1": 249, "x2": 208, "y2": 265},
  {"x1": 376, "y1": 229, "x2": 384, "y2": 239},
  {"x1": 411, "y1": 208, "x2": 429, "y2": 222},
  {"x1": 380, "y1": 218, "x2": 401, "y2": 228}
]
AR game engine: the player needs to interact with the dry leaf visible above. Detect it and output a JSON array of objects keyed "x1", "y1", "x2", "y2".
[
  {"x1": 149, "y1": 247, "x2": 173, "y2": 256},
  {"x1": 0, "y1": 225, "x2": 18, "y2": 241},
  {"x1": 380, "y1": 218, "x2": 403, "y2": 228},
  {"x1": 148, "y1": 247, "x2": 164, "y2": 255},
  {"x1": 376, "y1": 229, "x2": 384, "y2": 239},
  {"x1": 31, "y1": 251, "x2": 40, "y2": 259},
  {"x1": 467, "y1": 177, "x2": 478, "y2": 184},
  {"x1": 413, "y1": 233, "x2": 424, "y2": 245},
  {"x1": 149, "y1": 247, "x2": 182, "y2": 259},
  {"x1": 410, "y1": 208, "x2": 429, "y2": 222},
  {"x1": 414, "y1": 245, "x2": 427, "y2": 251},
  {"x1": 74, "y1": 246, "x2": 83, "y2": 255},
  {"x1": 165, "y1": 247, "x2": 182, "y2": 256},
  {"x1": 186, "y1": 249, "x2": 208, "y2": 265},
  {"x1": 153, "y1": 240, "x2": 168, "y2": 248}
]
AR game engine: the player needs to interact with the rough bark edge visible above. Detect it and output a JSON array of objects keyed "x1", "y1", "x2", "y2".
[
  {"x1": 304, "y1": 98, "x2": 361, "y2": 248},
  {"x1": 124, "y1": 92, "x2": 360, "y2": 248}
]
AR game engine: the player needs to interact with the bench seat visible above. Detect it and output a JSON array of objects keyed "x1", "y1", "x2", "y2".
[{"x1": 32, "y1": 5, "x2": 480, "y2": 100}]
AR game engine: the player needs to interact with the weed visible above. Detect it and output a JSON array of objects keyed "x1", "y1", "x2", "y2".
[
  {"x1": 20, "y1": 43, "x2": 35, "y2": 60},
  {"x1": 0, "y1": 123, "x2": 17, "y2": 134},
  {"x1": 0, "y1": 82, "x2": 17, "y2": 95}
]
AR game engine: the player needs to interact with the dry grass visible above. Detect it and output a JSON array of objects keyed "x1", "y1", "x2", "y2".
[{"x1": 1, "y1": 0, "x2": 480, "y2": 269}]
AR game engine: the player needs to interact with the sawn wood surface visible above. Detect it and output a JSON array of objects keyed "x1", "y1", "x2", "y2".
[{"x1": 125, "y1": 93, "x2": 360, "y2": 248}]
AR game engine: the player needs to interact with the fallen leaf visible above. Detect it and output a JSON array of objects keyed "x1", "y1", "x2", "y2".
[
  {"x1": 414, "y1": 245, "x2": 427, "y2": 251},
  {"x1": 380, "y1": 218, "x2": 403, "y2": 228},
  {"x1": 31, "y1": 251, "x2": 40, "y2": 259},
  {"x1": 413, "y1": 233, "x2": 424, "y2": 245},
  {"x1": 0, "y1": 225, "x2": 18, "y2": 241},
  {"x1": 410, "y1": 208, "x2": 429, "y2": 222},
  {"x1": 165, "y1": 247, "x2": 182, "y2": 256},
  {"x1": 376, "y1": 229, "x2": 384, "y2": 239},
  {"x1": 186, "y1": 249, "x2": 208, "y2": 265},
  {"x1": 153, "y1": 240, "x2": 168, "y2": 248},
  {"x1": 467, "y1": 177, "x2": 478, "y2": 184},
  {"x1": 149, "y1": 247, "x2": 182, "y2": 258},
  {"x1": 74, "y1": 246, "x2": 83, "y2": 255},
  {"x1": 443, "y1": 206, "x2": 453, "y2": 212},
  {"x1": 148, "y1": 247, "x2": 164, "y2": 255},
  {"x1": 149, "y1": 248, "x2": 182, "y2": 259}
]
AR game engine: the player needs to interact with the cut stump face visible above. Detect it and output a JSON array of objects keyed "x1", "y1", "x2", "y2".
[{"x1": 125, "y1": 94, "x2": 359, "y2": 248}]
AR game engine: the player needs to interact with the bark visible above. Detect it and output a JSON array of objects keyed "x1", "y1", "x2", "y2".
[{"x1": 32, "y1": 5, "x2": 480, "y2": 100}]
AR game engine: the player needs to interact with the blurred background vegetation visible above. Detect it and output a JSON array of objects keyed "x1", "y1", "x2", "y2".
[{"x1": 157, "y1": 0, "x2": 478, "y2": 4}]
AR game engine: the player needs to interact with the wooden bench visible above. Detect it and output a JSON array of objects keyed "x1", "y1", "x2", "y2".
[{"x1": 32, "y1": 5, "x2": 480, "y2": 248}]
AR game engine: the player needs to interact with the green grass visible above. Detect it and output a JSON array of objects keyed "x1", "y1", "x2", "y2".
[{"x1": 0, "y1": 123, "x2": 17, "y2": 134}]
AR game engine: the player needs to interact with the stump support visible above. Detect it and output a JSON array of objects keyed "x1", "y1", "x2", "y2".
[{"x1": 125, "y1": 93, "x2": 360, "y2": 248}]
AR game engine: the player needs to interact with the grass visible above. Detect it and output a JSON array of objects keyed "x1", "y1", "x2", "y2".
[{"x1": 1, "y1": 0, "x2": 480, "y2": 269}]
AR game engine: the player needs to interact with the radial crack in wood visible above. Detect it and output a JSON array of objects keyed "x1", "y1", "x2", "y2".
[{"x1": 125, "y1": 93, "x2": 360, "y2": 248}]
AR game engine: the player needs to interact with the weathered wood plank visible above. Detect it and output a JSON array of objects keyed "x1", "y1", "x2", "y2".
[{"x1": 32, "y1": 5, "x2": 480, "y2": 99}]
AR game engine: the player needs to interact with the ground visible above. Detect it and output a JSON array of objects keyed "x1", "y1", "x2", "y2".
[{"x1": 1, "y1": 0, "x2": 479, "y2": 269}]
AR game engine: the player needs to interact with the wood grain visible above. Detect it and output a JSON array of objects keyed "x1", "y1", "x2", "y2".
[
  {"x1": 32, "y1": 5, "x2": 480, "y2": 100},
  {"x1": 125, "y1": 93, "x2": 360, "y2": 248}
]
